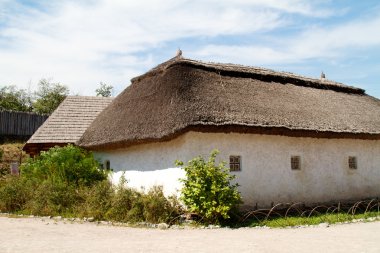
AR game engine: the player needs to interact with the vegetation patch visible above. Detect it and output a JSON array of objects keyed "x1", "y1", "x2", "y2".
[
  {"x1": 176, "y1": 150, "x2": 241, "y2": 224},
  {"x1": 1, "y1": 146, "x2": 379, "y2": 228},
  {"x1": 234, "y1": 200, "x2": 380, "y2": 228},
  {"x1": 0, "y1": 145, "x2": 182, "y2": 224},
  {"x1": 0, "y1": 143, "x2": 28, "y2": 177},
  {"x1": 21, "y1": 144, "x2": 106, "y2": 186}
]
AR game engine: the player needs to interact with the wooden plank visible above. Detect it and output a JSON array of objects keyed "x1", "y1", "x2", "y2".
[{"x1": 0, "y1": 110, "x2": 48, "y2": 136}]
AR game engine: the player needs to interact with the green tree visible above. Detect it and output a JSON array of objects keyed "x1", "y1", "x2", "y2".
[
  {"x1": 95, "y1": 82, "x2": 113, "y2": 97},
  {"x1": 0, "y1": 85, "x2": 32, "y2": 112},
  {"x1": 176, "y1": 150, "x2": 242, "y2": 224},
  {"x1": 32, "y1": 79, "x2": 69, "y2": 114}
]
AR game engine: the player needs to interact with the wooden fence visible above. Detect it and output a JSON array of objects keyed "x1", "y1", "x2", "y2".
[{"x1": 0, "y1": 110, "x2": 48, "y2": 137}]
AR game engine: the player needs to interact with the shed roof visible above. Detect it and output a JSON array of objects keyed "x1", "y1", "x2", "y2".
[
  {"x1": 78, "y1": 57, "x2": 380, "y2": 150},
  {"x1": 25, "y1": 96, "x2": 113, "y2": 145}
]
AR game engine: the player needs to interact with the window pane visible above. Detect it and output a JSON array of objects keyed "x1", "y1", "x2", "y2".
[
  {"x1": 349, "y1": 156, "x2": 357, "y2": 169},
  {"x1": 291, "y1": 156, "x2": 300, "y2": 170}
]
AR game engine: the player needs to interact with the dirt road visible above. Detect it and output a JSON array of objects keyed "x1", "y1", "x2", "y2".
[{"x1": 0, "y1": 217, "x2": 379, "y2": 253}]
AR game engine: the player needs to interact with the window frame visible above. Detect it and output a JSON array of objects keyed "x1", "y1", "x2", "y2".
[
  {"x1": 105, "y1": 160, "x2": 111, "y2": 170},
  {"x1": 229, "y1": 155, "x2": 241, "y2": 172},
  {"x1": 348, "y1": 156, "x2": 357, "y2": 170},
  {"x1": 291, "y1": 156, "x2": 301, "y2": 170}
]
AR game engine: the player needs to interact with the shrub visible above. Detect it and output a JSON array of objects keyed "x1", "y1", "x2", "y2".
[
  {"x1": 0, "y1": 152, "x2": 183, "y2": 225},
  {"x1": 176, "y1": 150, "x2": 242, "y2": 224},
  {"x1": 106, "y1": 176, "x2": 182, "y2": 224},
  {"x1": 21, "y1": 145, "x2": 107, "y2": 186},
  {"x1": 0, "y1": 143, "x2": 29, "y2": 177},
  {"x1": 142, "y1": 186, "x2": 183, "y2": 224},
  {"x1": 26, "y1": 180, "x2": 83, "y2": 216},
  {"x1": 0, "y1": 175, "x2": 34, "y2": 212},
  {"x1": 79, "y1": 180, "x2": 113, "y2": 220},
  {"x1": 105, "y1": 175, "x2": 142, "y2": 222}
]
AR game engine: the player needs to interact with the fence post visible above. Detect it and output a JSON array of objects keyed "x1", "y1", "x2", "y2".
[{"x1": 10, "y1": 162, "x2": 20, "y2": 175}]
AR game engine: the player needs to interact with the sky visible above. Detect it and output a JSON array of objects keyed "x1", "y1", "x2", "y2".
[{"x1": 0, "y1": 0, "x2": 380, "y2": 98}]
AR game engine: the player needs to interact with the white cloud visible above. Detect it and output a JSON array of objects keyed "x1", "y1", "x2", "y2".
[
  {"x1": 193, "y1": 15, "x2": 380, "y2": 65},
  {"x1": 209, "y1": 0, "x2": 335, "y2": 17},
  {"x1": 0, "y1": 0, "x2": 347, "y2": 95},
  {"x1": 290, "y1": 16, "x2": 380, "y2": 58}
]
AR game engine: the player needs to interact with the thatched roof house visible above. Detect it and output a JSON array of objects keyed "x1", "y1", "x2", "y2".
[
  {"x1": 79, "y1": 57, "x2": 380, "y2": 149},
  {"x1": 78, "y1": 57, "x2": 380, "y2": 208},
  {"x1": 24, "y1": 96, "x2": 113, "y2": 156}
]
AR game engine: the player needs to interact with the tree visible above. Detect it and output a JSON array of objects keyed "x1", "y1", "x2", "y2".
[
  {"x1": 0, "y1": 85, "x2": 32, "y2": 112},
  {"x1": 176, "y1": 150, "x2": 242, "y2": 224},
  {"x1": 32, "y1": 79, "x2": 69, "y2": 114},
  {"x1": 95, "y1": 82, "x2": 113, "y2": 97}
]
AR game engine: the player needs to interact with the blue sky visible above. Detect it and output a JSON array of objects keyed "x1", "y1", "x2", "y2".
[{"x1": 0, "y1": 0, "x2": 379, "y2": 98}]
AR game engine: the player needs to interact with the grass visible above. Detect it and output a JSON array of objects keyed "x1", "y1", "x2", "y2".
[{"x1": 239, "y1": 211, "x2": 380, "y2": 228}]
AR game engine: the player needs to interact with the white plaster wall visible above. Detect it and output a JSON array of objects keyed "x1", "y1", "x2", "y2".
[{"x1": 95, "y1": 132, "x2": 380, "y2": 208}]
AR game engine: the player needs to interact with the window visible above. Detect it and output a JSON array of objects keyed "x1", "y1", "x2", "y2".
[
  {"x1": 229, "y1": 156, "x2": 241, "y2": 171},
  {"x1": 105, "y1": 160, "x2": 111, "y2": 170},
  {"x1": 348, "y1": 156, "x2": 357, "y2": 170},
  {"x1": 291, "y1": 156, "x2": 301, "y2": 170}
]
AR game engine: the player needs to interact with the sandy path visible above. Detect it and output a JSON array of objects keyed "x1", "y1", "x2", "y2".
[{"x1": 0, "y1": 217, "x2": 379, "y2": 253}]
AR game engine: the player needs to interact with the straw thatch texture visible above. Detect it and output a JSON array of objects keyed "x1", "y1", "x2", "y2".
[
  {"x1": 24, "y1": 96, "x2": 113, "y2": 153},
  {"x1": 79, "y1": 58, "x2": 380, "y2": 150}
]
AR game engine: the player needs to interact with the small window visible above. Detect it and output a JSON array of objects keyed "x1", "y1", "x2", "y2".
[
  {"x1": 105, "y1": 160, "x2": 111, "y2": 170},
  {"x1": 291, "y1": 156, "x2": 301, "y2": 170},
  {"x1": 229, "y1": 155, "x2": 241, "y2": 171},
  {"x1": 348, "y1": 156, "x2": 357, "y2": 170}
]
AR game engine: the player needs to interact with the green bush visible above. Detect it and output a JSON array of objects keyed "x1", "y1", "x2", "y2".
[
  {"x1": 0, "y1": 147, "x2": 183, "y2": 225},
  {"x1": 79, "y1": 180, "x2": 114, "y2": 220},
  {"x1": 105, "y1": 176, "x2": 182, "y2": 224},
  {"x1": 26, "y1": 180, "x2": 83, "y2": 216},
  {"x1": 176, "y1": 150, "x2": 242, "y2": 224},
  {"x1": 21, "y1": 145, "x2": 107, "y2": 186},
  {"x1": 105, "y1": 175, "x2": 143, "y2": 222},
  {"x1": 0, "y1": 176, "x2": 34, "y2": 212},
  {"x1": 142, "y1": 186, "x2": 183, "y2": 224}
]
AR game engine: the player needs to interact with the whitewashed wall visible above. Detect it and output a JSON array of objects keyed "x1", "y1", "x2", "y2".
[{"x1": 95, "y1": 131, "x2": 380, "y2": 208}]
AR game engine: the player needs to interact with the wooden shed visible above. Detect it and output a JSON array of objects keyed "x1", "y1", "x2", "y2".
[{"x1": 23, "y1": 96, "x2": 113, "y2": 156}]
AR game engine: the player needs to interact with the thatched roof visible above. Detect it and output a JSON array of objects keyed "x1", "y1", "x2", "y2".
[
  {"x1": 24, "y1": 96, "x2": 113, "y2": 149},
  {"x1": 78, "y1": 57, "x2": 380, "y2": 150}
]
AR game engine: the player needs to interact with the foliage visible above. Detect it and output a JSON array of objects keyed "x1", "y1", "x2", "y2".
[
  {"x1": 26, "y1": 180, "x2": 83, "y2": 216},
  {"x1": 243, "y1": 211, "x2": 380, "y2": 228},
  {"x1": 32, "y1": 79, "x2": 69, "y2": 114},
  {"x1": 104, "y1": 176, "x2": 182, "y2": 224},
  {"x1": 1, "y1": 145, "x2": 182, "y2": 224},
  {"x1": 105, "y1": 176, "x2": 144, "y2": 222},
  {"x1": 95, "y1": 82, "x2": 113, "y2": 97},
  {"x1": 0, "y1": 143, "x2": 28, "y2": 178},
  {"x1": 176, "y1": 150, "x2": 241, "y2": 224},
  {"x1": 0, "y1": 169, "x2": 182, "y2": 224},
  {"x1": 1, "y1": 79, "x2": 69, "y2": 114},
  {"x1": 21, "y1": 145, "x2": 107, "y2": 186},
  {"x1": 0, "y1": 85, "x2": 32, "y2": 112},
  {"x1": 0, "y1": 176, "x2": 34, "y2": 212},
  {"x1": 142, "y1": 186, "x2": 183, "y2": 224},
  {"x1": 79, "y1": 180, "x2": 114, "y2": 220}
]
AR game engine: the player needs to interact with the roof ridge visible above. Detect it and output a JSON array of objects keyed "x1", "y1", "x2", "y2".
[
  {"x1": 66, "y1": 95, "x2": 114, "y2": 99},
  {"x1": 131, "y1": 57, "x2": 365, "y2": 95}
]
